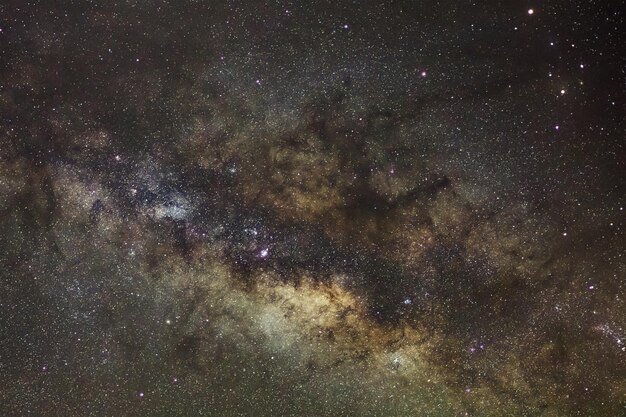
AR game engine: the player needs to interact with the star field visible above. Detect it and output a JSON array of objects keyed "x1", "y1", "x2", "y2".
[{"x1": 0, "y1": 1, "x2": 624, "y2": 416}]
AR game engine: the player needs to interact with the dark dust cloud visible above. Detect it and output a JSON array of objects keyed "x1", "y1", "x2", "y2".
[{"x1": 1, "y1": 1, "x2": 624, "y2": 416}]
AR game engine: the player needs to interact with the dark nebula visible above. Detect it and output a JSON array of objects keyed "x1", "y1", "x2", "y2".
[{"x1": 1, "y1": 1, "x2": 624, "y2": 416}]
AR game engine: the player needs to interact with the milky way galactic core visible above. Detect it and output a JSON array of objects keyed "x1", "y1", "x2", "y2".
[{"x1": 0, "y1": 1, "x2": 624, "y2": 416}]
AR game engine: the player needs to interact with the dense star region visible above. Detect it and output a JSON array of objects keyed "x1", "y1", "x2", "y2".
[{"x1": 1, "y1": 1, "x2": 624, "y2": 416}]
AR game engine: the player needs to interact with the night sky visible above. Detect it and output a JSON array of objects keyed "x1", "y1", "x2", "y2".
[{"x1": 1, "y1": 1, "x2": 625, "y2": 416}]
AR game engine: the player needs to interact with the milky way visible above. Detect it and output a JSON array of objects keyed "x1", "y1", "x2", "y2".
[{"x1": 1, "y1": 1, "x2": 624, "y2": 416}]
